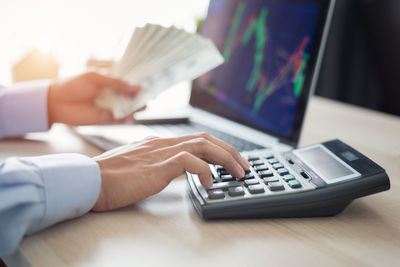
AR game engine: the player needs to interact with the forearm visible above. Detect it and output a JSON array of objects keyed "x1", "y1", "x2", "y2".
[{"x1": 0, "y1": 154, "x2": 101, "y2": 257}]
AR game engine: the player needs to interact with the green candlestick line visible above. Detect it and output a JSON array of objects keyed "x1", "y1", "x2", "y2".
[
  {"x1": 293, "y1": 54, "x2": 309, "y2": 97},
  {"x1": 241, "y1": 7, "x2": 268, "y2": 93},
  {"x1": 222, "y1": 1, "x2": 245, "y2": 63}
]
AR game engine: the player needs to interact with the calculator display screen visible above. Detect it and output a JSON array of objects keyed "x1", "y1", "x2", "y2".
[{"x1": 294, "y1": 145, "x2": 360, "y2": 184}]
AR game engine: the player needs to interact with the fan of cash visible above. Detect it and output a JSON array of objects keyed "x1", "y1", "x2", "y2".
[{"x1": 95, "y1": 24, "x2": 224, "y2": 119}]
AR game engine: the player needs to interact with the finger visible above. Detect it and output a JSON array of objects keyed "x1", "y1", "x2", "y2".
[
  {"x1": 198, "y1": 132, "x2": 250, "y2": 170},
  {"x1": 53, "y1": 104, "x2": 115, "y2": 126},
  {"x1": 93, "y1": 107, "x2": 116, "y2": 125},
  {"x1": 86, "y1": 72, "x2": 141, "y2": 94},
  {"x1": 142, "y1": 132, "x2": 249, "y2": 170},
  {"x1": 181, "y1": 133, "x2": 249, "y2": 169},
  {"x1": 128, "y1": 135, "x2": 159, "y2": 145},
  {"x1": 115, "y1": 112, "x2": 134, "y2": 124},
  {"x1": 117, "y1": 106, "x2": 146, "y2": 125},
  {"x1": 113, "y1": 107, "x2": 146, "y2": 124},
  {"x1": 153, "y1": 138, "x2": 245, "y2": 178},
  {"x1": 98, "y1": 135, "x2": 160, "y2": 159},
  {"x1": 130, "y1": 105, "x2": 147, "y2": 114},
  {"x1": 136, "y1": 105, "x2": 147, "y2": 112},
  {"x1": 161, "y1": 151, "x2": 213, "y2": 189}
]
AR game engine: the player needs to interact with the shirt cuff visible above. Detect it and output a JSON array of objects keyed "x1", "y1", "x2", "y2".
[
  {"x1": 25, "y1": 153, "x2": 101, "y2": 232},
  {"x1": 0, "y1": 80, "x2": 50, "y2": 137}
]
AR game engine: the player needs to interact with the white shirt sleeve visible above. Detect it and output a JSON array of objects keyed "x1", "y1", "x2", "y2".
[
  {"x1": 0, "y1": 154, "x2": 101, "y2": 258},
  {"x1": 0, "y1": 80, "x2": 49, "y2": 138}
]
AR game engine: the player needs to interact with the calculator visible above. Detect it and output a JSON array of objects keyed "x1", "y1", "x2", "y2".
[{"x1": 186, "y1": 139, "x2": 391, "y2": 219}]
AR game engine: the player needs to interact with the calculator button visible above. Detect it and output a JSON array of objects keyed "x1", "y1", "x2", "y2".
[
  {"x1": 300, "y1": 171, "x2": 310, "y2": 179},
  {"x1": 259, "y1": 170, "x2": 273, "y2": 178},
  {"x1": 264, "y1": 153, "x2": 274, "y2": 159},
  {"x1": 251, "y1": 160, "x2": 264, "y2": 166},
  {"x1": 243, "y1": 173, "x2": 255, "y2": 180},
  {"x1": 211, "y1": 172, "x2": 218, "y2": 183},
  {"x1": 283, "y1": 174, "x2": 295, "y2": 182},
  {"x1": 220, "y1": 174, "x2": 235, "y2": 182},
  {"x1": 272, "y1": 163, "x2": 284, "y2": 169},
  {"x1": 286, "y1": 158, "x2": 294, "y2": 164},
  {"x1": 248, "y1": 184, "x2": 265, "y2": 194},
  {"x1": 263, "y1": 177, "x2": 279, "y2": 183},
  {"x1": 267, "y1": 182, "x2": 285, "y2": 191},
  {"x1": 207, "y1": 189, "x2": 225, "y2": 199},
  {"x1": 277, "y1": 168, "x2": 289, "y2": 176},
  {"x1": 215, "y1": 166, "x2": 224, "y2": 171},
  {"x1": 268, "y1": 158, "x2": 279, "y2": 164},
  {"x1": 210, "y1": 181, "x2": 241, "y2": 190},
  {"x1": 228, "y1": 186, "x2": 245, "y2": 197},
  {"x1": 288, "y1": 180, "x2": 302, "y2": 189},
  {"x1": 218, "y1": 169, "x2": 229, "y2": 176},
  {"x1": 254, "y1": 165, "x2": 269, "y2": 172},
  {"x1": 247, "y1": 156, "x2": 260, "y2": 162},
  {"x1": 244, "y1": 179, "x2": 259, "y2": 186}
]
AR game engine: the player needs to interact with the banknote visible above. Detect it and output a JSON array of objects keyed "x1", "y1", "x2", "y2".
[{"x1": 96, "y1": 24, "x2": 224, "y2": 119}]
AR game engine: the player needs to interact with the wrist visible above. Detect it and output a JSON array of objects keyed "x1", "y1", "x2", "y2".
[
  {"x1": 91, "y1": 158, "x2": 109, "y2": 211},
  {"x1": 47, "y1": 81, "x2": 56, "y2": 127}
]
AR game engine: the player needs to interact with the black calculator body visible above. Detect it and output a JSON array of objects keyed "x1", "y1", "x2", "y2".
[{"x1": 186, "y1": 139, "x2": 390, "y2": 220}]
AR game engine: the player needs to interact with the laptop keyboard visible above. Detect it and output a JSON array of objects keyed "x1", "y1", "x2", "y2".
[{"x1": 146, "y1": 121, "x2": 265, "y2": 152}]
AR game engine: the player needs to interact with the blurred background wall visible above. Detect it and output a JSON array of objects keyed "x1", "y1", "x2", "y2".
[
  {"x1": 0, "y1": 0, "x2": 209, "y2": 83},
  {"x1": 316, "y1": 0, "x2": 400, "y2": 116},
  {"x1": 1, "y1": 0, "x2": 399, "y2": 116}
]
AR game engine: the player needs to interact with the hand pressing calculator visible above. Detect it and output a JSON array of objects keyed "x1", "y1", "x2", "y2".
[{"x1": 186, "y1": 139, "x2": 390, "y2": 219}]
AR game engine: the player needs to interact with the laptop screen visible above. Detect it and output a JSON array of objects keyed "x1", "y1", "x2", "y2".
[{"x1": 190, "y1": 0, "x2": 332, "y2": 146}]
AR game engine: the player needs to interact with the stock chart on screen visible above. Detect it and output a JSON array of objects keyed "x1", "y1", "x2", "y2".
[{"x1": 194, "y1": 0, "x2": 320, "y2": 137}]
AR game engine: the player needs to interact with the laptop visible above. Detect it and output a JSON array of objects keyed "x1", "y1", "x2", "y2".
[{"x1": 75, "y1": 0, "x2": 335, "y2": 153}]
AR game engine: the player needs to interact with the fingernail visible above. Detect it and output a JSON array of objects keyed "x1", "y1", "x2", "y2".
[
  {"x1": 206, "y1": 177, "x2": 213, "y2": 189},
  {"x1": 236, "y1": 162, "x2": 245, "y2": 177}
]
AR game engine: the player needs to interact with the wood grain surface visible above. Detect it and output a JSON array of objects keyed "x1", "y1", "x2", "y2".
[{"x1": 1, "y1": 96, "x2": 399, "y2": 267}]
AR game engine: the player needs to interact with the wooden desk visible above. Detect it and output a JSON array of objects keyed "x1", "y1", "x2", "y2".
[{"x1": 1, "y1": 96, "x2": 399, "y2": 266}]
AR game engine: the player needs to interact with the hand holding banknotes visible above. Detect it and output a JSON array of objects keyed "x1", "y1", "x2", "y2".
[
  {"x1": 48, "y1": 72, "x2": 143, "y2": 126},
  {"x1": 96, "y1": 24, "x2": 224, "y2": 119}
]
